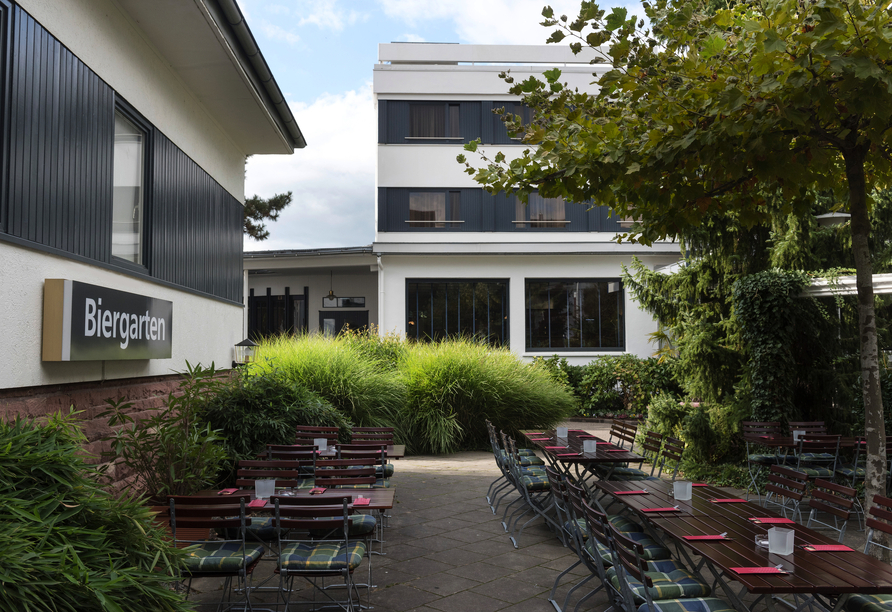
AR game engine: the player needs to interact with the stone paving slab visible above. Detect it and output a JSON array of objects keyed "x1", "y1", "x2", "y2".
[{"x1": 184, "y1": 420, "x2": 870, "y2": 611}]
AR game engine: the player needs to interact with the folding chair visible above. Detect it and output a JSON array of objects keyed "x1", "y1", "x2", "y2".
[
  {"x1": 835, "y1": 436, "x2": 866, "y2": 489},
  {"x1": 272, "y1": 497, "x2": 367, "y2": 611},
  {"x1": 742, "y1": 420, "x2": 782, "y2": 502},
  {"x1": 843, "y1": 496, "x2": 892, "y2": 612},
  {"x1": 338, "y1": 443, "x2": 394, "y2": 479},
  {"x1": 654, "y1": 436, "x2": 685, "y2": 480},
  {"x1": 545, "y1": 467, "x2": 594, "y2": 612},
  {"x1": 294, "y1": 425, "x2": 340, "y2": 447},
  {"x1": 762, "y1": 465, "x2": 809, "y2": 522},
  {"x1": 168, "y1": 494, "x2": 266, "y2": 612},
  {"x1": 484, "y1": 419, "x2": 517, "y2": 513},
  {"x1": 608, "y1": 420, "x2": 639, "y2": 451},
  {"x1": 350, "y1": 427, "x2": 394, "y2": 444},
  {"x1": 314, "y1": 458, "x2": 379, "y2": 489},
  {"x1": 502, "y1": 434, "x2": 560, "y2": 548},
  {"x1": 805, "y1": 479, "x2": 856, "y2": 542},
  {"x1": 795, "y1": 434, "x2": 841, "y2": 480}
]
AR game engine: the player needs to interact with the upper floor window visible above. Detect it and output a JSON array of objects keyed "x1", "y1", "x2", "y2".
[
  {"x1": 515, "y1": 193, "x2": 567, "y2": 229},
  {"x1": 408, "y1": 191, "x2": 462, "y2": 228},
  {"x1": 409, "y1": 103, "x2": 460, "y2": 139},
  {"x1": 112, "y1": 109, "x2": 146, "y2": 264}
]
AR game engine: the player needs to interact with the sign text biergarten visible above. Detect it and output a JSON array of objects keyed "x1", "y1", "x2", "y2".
[{"x1": 43, "y1": 279, "x2": 173, "y2": 361}]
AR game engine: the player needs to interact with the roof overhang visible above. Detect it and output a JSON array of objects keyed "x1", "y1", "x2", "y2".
[
  {"x1": 116, "y1": 0, "x2": 305, "y2": 153},
  {"x1": 800, "y1": 273, "x2": 892, "y2": 297}
]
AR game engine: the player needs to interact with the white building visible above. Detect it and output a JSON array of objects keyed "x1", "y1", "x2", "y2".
[{"x1": 245, "y1": 43, "x2": 679, "y2": 364}]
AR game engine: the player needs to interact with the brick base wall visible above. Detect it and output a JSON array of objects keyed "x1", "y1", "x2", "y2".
[{"x1": 0, "y1": 375, "x2": 187, "y2": 491}]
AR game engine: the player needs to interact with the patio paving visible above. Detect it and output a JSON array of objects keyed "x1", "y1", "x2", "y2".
[{"x1": 186, "y1": 421, "x2": 871, "y2": 611}]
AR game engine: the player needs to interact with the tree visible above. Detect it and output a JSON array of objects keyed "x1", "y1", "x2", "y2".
[
  {"x1": 458, "y1": 0, "x2": 891, "y2": 521},
  {"x1": 243, "y1": 191, "x2": 293, "y2": 240}
]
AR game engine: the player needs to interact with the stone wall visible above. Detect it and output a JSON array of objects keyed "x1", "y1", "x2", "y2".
[{"x1": 0, "y1": 374, "x2": 185, "y2": 490}]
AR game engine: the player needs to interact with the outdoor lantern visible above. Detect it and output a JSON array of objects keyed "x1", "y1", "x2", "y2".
[
  {"x1": 815, "y1": 212, "x2": 851, "y2": 227},
  {"x1": 233, "y1": 338, "x2": 258, "y2": 368},
  {"x1": 327, "y1": 270, "x2": 337, "y2": 301}
]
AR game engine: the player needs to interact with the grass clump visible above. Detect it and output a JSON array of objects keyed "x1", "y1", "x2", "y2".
[
  {"x1": 249, "y1": 334, "x2": 405, "y2": 429},
  {"x1": 0, "y1": 412, "x2": 189, "y2": 611},
  {"x1": 399, "y1": 338, "x2": 575, "y2": 454}
]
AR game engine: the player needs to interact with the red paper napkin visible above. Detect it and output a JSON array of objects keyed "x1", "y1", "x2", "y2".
[
  {"x1": 641, "y1": 507, "x2": 681, "y2": 512},
  {"x1": 802, "y1": 544, "x2": 853, "y2": 552},
  {"x1": 710, "y1": 498, "x2": 747, "y2": 503},
  {"x1": 596, "y1": 442, "x2": 615, "y2": 445},
  {"x1": 309, "y1": 487, "x2": 327, "y2": 495},
  {"x1": 731, "y1": 567, "x2": 787, "y2": 574},
  {"x1": 217, "y1": 488, "x2": 238, "y2": 495},
  {"x1": 748, "y1": 517, "x2": 795, "y2": 524},
  {"x1": 692, "y1": 483, "x2": 709, "y2": 487},
  {"x1": 352, "y1": 497, "x2": 371, "y2": 507},
  {"x1": 248, "y1": 499, "x2": 267, "y2": 508},
  {"x1": 684, "y1": 535, "x2": 729, "y2": 541},
  {"x1": 615, "y1": 490, "x2": 648, "y2": 495}
]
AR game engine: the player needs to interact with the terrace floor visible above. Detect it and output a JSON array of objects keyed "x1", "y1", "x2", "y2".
[{"x1": 187, "y1": 421, "x2": 871, "y2": 611}]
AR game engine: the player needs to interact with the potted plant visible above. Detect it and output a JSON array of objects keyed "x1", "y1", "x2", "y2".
[{"x1": 99, "y1": 362, "x2": 228, "y2": 502}]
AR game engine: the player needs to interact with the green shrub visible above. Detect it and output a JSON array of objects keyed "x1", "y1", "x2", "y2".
[
  {"x1": 249, "y1": 334, "x2": 406, "y2": 428},
  {"x1": 0, "y1": 412, "x2": 190, "y2": 611},
  {"x1": 399, "y1": 338, "x2": 575, "y2": 453},
  {"x1": 203, "y1": 370, "x2": 352, "y2": 483},
  {"x1": 99, "y1": 362, "x2": 228, "y2": 498},
  {"x1": 340, "y1": 327, "x2": 408, "y2": 371},
  {"x1": 579, "y1": 354, "x2": 680, "y2": 416}
]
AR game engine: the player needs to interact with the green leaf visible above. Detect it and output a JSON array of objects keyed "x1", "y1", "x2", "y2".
[
  {"x1": 543, "y1": 68, "x2": 563, "y2": 83},
  {"x1": 701, "y1": 34, "x2": 727, "y2": 59},
  {"x1": 762, "y1": 30, "x2": 786, "y2": 54},
  {"x1": 605, "y1": 7, "x2": 628, "y2": 31}
]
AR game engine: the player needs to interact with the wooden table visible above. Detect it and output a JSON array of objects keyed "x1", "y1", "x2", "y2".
[
  {"x1": 593, "y1": 478, "x2": 892, "y2": 612},
  {"x1": 520, "y1": 429, "x2": 644, "y2": 494},
  {"x1": 204, "y1": 487, "x2": 396, "y2": 511}
]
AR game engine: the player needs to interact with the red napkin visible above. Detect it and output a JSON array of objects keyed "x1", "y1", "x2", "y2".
[
  {"x1": 731, "y1": 567, "x2": 787, "y2": 574},
  {"x1": 684, "y1": 535, "x2": 729, "y2": 541},
  {"x1": 217, "y1": 488, "x2": 238, "y2": 495},
  {"x1": 692, "y1": 483, "x2": 709, "y2": 487},
  {"x1": 615, "y1": 490, "x2": 648, "y2": 495},
  {"x1": 710, "y1": 498, "x2": 747, "y2": 503},
  {"x1": 802, "y1": 544, "x2": 853, "y2": 552},
  {"x1": 309, "y1": 487, "x2": 327, "y2": 495},
  {"x1": 596, "y1": 442, "x2": 615, "y2": 445},
  {"x1": 545, "y1": 446, "x2": 568, "y2": 450},
  {"x1": 248, "y1": 499, "x2": 267, "y2": 508},
  {"x1": 641, "y1": 507, "x2": 681, "y2": 512},
  {"x1": 352, "y1": 497, "x2": 371, "y2": 507},
  {"x1": 748, "y1": 517, "x2": 795, "y2": 524}
]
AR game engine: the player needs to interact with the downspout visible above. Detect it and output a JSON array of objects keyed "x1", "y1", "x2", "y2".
[{"x1": 376, "y1": 255, "x2": 385, "y2": 334}]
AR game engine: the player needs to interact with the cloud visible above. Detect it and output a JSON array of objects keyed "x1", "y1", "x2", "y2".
[
  {"x1": 260, "y1": 22, "x2": 300, "y2": 45},
  {"x1": 397, "y1": 33, "x2": 426, "y2": 43},
  {"x1": 297, "y1": 0, "x2": 367, "y2": 32},
  {"x1": 376, "y1": 0, "x2": 645, "y2": 45},
  {"x1": 244, "y1": 86, "x2": 377, "y2": 251}
]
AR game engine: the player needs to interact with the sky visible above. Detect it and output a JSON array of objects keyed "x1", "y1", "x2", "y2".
[{"x1": 238, "y1": 0, "x2": 643, "y2": 252}]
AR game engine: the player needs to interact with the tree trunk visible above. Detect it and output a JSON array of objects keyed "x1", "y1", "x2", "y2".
[{"x1": 844, "y1": 146, "x2": 886, "y2": 558}]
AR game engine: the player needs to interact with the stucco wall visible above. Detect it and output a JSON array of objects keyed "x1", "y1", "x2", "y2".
[
  {"x1": 17, "y1": 0, "x2": 247, "y2": 201},
  {"x1": 0, "y1": 242, "x2": 244, "y2": 390}
]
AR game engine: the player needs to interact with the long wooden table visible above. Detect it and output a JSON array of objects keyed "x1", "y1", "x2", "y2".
[
  {"x1": 593, "y1": 478, "x2": 892, "y2": 612},
  {"x1": 203, "y1": 487, "x2": 396, "y2": 511}
]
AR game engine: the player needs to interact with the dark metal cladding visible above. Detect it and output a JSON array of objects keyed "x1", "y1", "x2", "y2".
[{"x1": 1, "y1": 5, "x2": 243, "y2": 304}]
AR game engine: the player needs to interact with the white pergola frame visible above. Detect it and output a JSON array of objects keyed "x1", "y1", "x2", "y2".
[{"x1": 800, "y1": 273, "x2": 892, "y2": 297}]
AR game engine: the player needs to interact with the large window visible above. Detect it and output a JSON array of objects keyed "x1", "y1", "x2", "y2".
[
  {"x1": 407, "y1": 280, "x2": 508, "y2": 346},
  {"x1": 409, "y1": 103, "x2": 460, "y2": 139},
  {"x1": 526, "y1": 280, "x2": 624, "y2": 350},
  {"x1": 515, "y1": 193, "x2": 567, "y2": 229},
  {"x1": 112, "y1": 110, "x2": 146, "y2": 264},
  {"x1": 408, "y1": 191, "x2": 461, "y2": 228}
]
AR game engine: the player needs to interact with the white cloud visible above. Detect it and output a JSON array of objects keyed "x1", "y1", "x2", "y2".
[
  {"x1": 297, "y1": 0, "x2": 367, "y2": 32},
  {"x1": 260, "y1": 22, "x2": 300, "y2": 45},
  {"x1": 377, "y1": 0, "x2": 645, "y2": 45},
  {"x1": 397, "y1": 33, "x2": 426, "y2": 43},
  {"x1": 244, "y1": 86, "x2": 377, "y2": 251}
]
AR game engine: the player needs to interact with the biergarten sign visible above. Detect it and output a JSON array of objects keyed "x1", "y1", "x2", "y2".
[{"x1": 42, "y1": 279, "x2": 173, "y2": 361}]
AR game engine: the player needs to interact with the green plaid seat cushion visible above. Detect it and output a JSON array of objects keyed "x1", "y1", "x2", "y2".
[
  {"x1": 748, "y1": 453, "x2": 778, "y2": 464},
  {"x1": 836, "y1": 464, "x2": 866, "y2": 478},
  {"x1": 518, "y1": 448, "x2": 538, "y2": 456},
  {"x1": 245, "y1": 516, "x2": 277, "y2": 541},
  {"x1": 624, "y1": 532, "x2": 672, "y2": 560},
  {"x1": 499, "y1": 450, "x2": 545, "y2": 467},
  {"x1": 844, "y1": 594, "x2": 892, "y2": 612},
  {"x1": 522, "y1": 472, "x2": 551, "y2": 491},
  {"x1": 279, "y1": 540, "x2": 367, "y2": 572},
  {"x1": 310, "y1": 514, "x2": 377, "y2": 538},
  {"x1": 636, "y1": 597, "x2": 737, "y2": 612},
  {"x1": 607, "y1": 566, "x2": 711, "y2": 603},
  {"x1": 800, "y1": 452, "x2": 835, "y2": 462},
  {"x1": 521, "y1": 465, "x2": 547, "y2": 476},
  {"x1": 184, "y1": 541, "x2": 266, "y2": 573},
  {"x1": 608, "y1": 514, "x2": 644, "y2": 533},
  {"x1": 799, "y1": 465, "x2": 834, "y2": 478},
  {"x1": 585, "y1": 539, "x2": 684, "y2": 571},
  {"x1": 376, "y1": 464, "x2": 395, "y2": 478}
]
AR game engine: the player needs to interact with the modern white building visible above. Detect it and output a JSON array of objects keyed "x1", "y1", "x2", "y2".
[{"x1": 245, "y1": 43, "x2": 679, "y2": 364}]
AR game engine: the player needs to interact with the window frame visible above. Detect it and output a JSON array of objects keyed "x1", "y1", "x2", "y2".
[
  {"x1": 406, "y1": 278, "x2": 509, "y2": 347},
  {"x1": 111, "y1": 98, "x2": 152, "y2": 272},
  {"x1": 0, "y1": 0, "x2": 10, "y2": 234},
  {"x1": 406, "y1": 190, "x2": 463, "y2": 229},
  {"x1": 513, "y1": 193, "x2": 570, "y2": 230},
  {"x1": 524, "y1": 278, "x2": 625, "y2": 352},
  {"x1": 406, "y1": 102, "x2": 462, "y2": 141}
]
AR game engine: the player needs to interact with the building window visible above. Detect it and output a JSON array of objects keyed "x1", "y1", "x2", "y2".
[
  {"x1": 408, "y1": 191, "x2": 462, "y2": 228},
  {"x1": 112, "y1": 110, "x2": 146, "y2": 264},
  {"x1": 409, "y1": 103, "x2": 460, "y2": 138},
  {"x1": 515, "y1": 193, "x2": 568, "y2": 228},
  {"x1": 407, "y1": 280, "x2": 508, "y2": 346},
  {"x1": 526, "y1": 280, "x2": 624, "y2": 350}
]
